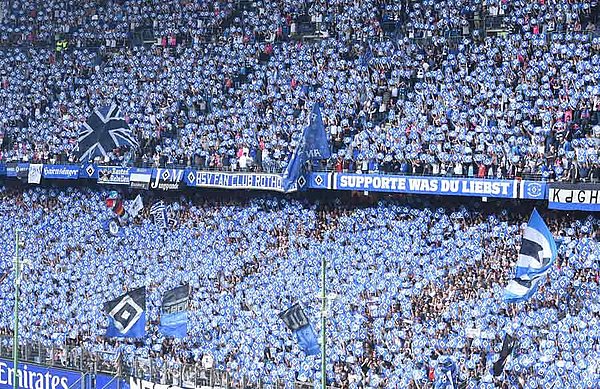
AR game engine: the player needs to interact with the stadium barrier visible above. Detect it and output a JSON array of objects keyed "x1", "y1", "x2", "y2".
[
  {"x1": 0, "y1": 340, "x2": 339, "y2": 389},
  {"x1": 0, "y1": 357, "x2": 86, "y2": 389},
  {"x1": 1, "y1": 162, "x2": 599, "y2": 209}
]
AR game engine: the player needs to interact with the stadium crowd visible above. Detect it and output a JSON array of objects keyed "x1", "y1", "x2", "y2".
[
  {"x1": 0, "y1": 0, "x2": 599, "y2": 182},
  {"x1": 0, "y1": 187, "x2": 598, "y2": 388}
]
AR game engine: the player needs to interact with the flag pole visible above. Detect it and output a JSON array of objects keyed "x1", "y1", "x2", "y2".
[
  {"x1": 321, "y1": 254, "x2": 326, "y2": 389},
  {"x1": 13, "y1": 229, "x2": 21, "y2": 389}
]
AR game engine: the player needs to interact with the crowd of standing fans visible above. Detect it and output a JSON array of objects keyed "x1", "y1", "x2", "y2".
[
  {"x1": 0, "y1": 187, "x2": 598, "y2": 387},
  {"x1": 0, "y1": 0, "x2": 598, "y2": 182}
]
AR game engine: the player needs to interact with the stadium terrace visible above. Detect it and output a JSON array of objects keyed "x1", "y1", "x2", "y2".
[{"x1": 0, "y1": 0, "x2": 599, "y2": 388}]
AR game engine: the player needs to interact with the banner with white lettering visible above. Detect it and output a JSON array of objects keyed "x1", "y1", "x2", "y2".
[
  {"x1": 333, "y1": 173, "x2": 518, "y2": 198},
  {"x1": 184, "y1": 170, "x2": 287, "y2": 192},
  {"x1": 43, "y1": 165, "x2": 80, "y2": 180},
  {"x1": 97, "y1": 166, "x2": 132, "y2": 185},
  {"x1": 150, "y1": 168, "x2": 185, "y2": 190},
  {"x1": 548, "y1": 183, "x2": 600, "y2": 211},
  {"x1": 0, "y1": 358, "x2": 83, "y2": 389}
]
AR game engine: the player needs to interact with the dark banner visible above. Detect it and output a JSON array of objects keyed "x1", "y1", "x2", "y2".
[
  {"x1": 16, "y1": 163, "x2": 29, "y2": 180},
  {"x1": 97, "y1": 166, "x2": 131, "y2": 186},
  {"x1": 493, "y1": 334, "x2": 517, "y2": 376},
  {"x1": 159, "y1": 285, "x2": 189, "y2": 338}
]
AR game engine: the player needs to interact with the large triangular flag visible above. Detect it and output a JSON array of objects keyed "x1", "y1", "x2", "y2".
[{"x1": 282, "y1": 103, "x2": 331, "y2": 192}]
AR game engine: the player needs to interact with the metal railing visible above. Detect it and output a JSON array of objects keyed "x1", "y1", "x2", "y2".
[{"x1": 0, "y1": 339, "x2": 341, "y2": 389}]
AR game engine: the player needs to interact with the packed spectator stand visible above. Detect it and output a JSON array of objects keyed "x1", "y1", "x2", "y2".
[
  {"x1": 0, "y1": 187, "x2": 598, "y2": 388},
  {"x1": 0, "y1": 0, "x2": 598, "y2": 182},
  {"x1": 0, "y1": 0, "x2": 599, "y2": 388}
]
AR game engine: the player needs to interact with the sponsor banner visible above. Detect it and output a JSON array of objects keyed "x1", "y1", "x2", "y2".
[
  {"x1": 185, "y1": 170, "x2": 286, "y2": 192},
  {"x1": 28, "y1": 163, "x2": 43, "y2": 184},
  {"x1": 43, "y1": 165, "x2": 80, "y2": 180},
  {"x1": 548, "y1": 183, "x2": 600, "y2": 211},
  {"x1": 129, "y1": 377, "x2": 184, "y2": 389},
  {"x1": 150, "y1": 168, "x2": 185, "y2": 191},
  {"x1": 97, "y1": 166, "x2": 131, "y2": 186},
  {"x1": 333, "y1": 173, "x2": 518, "y2": 198},
  {"x1": 129, "y1": 167, "x2": 152, "y2": 190},
  {"x1": 79, "y1": 163, "x2": 98, "y2": 179},
  {"x1": 520, "y1": 180, "x2": 547, "y2": 200},
  {"x1": 0, "y1": 163, "x2": 6, "y2": 175},
  {"x1": 0, "y1": 358, "x2": 82, "y2": 389}
]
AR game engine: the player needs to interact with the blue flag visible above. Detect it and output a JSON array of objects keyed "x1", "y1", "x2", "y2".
[
  {"x1": 282, "y1": 104, "x2": 331, "y2": 192},
  {"x1": 294, "y1": 324, "x2": 321, "y2": 356},
  {"x1": 104, "y1": 287, "x2": 146, "y2": 338},
  {"x1": 360, "y1": 44, "x2": 373, "y2": 67},
  {"x1": 504, "y1": 209, "x2": 557, "y2": 303},
  {"x1": 159, "y1": 285, "x2": 189, "y2": 338},
  {"x1": 102, "y1": 218, "x2": 124, "y2": 237},
  {"x1": 435, "y1": 356, "x2": 459, "y2": 389},
  {"x1": 279, "y1": 303, "x2": 320, "y2": 356}
]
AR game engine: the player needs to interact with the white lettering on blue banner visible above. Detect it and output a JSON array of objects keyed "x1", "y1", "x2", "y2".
[
  {"x1": 42, "y1": 165, "x2": 80, "y2": 179},
  {"x1": 185, "y1": 171, "x2": 286, "y2": 192},
  {"x1": 333, "y1": 174, "x2": 518, "y2": 198},
  {"x1": 0, "y1": 359, "x2": 78, "y2": 389}
]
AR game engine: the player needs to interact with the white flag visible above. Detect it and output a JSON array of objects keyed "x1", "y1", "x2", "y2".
[{"x1": 129, "y1": 195, "x2": 144, "y2": 218}]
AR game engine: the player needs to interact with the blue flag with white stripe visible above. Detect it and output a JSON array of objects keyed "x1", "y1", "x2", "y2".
[
  {"x1": 282, "y1": 103, "x2": 331, "y2": 192},
  {"x1": 159, "y1": 285, "x2": 189, "y2": 338},
  {"x1": 504, "y1": 209, "x2": 557, "y2": 303}
]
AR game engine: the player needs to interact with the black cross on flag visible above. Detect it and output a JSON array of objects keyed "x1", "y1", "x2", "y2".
[{"x1": 76, "y1": 104, "x2": 139, "y2": 162}]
